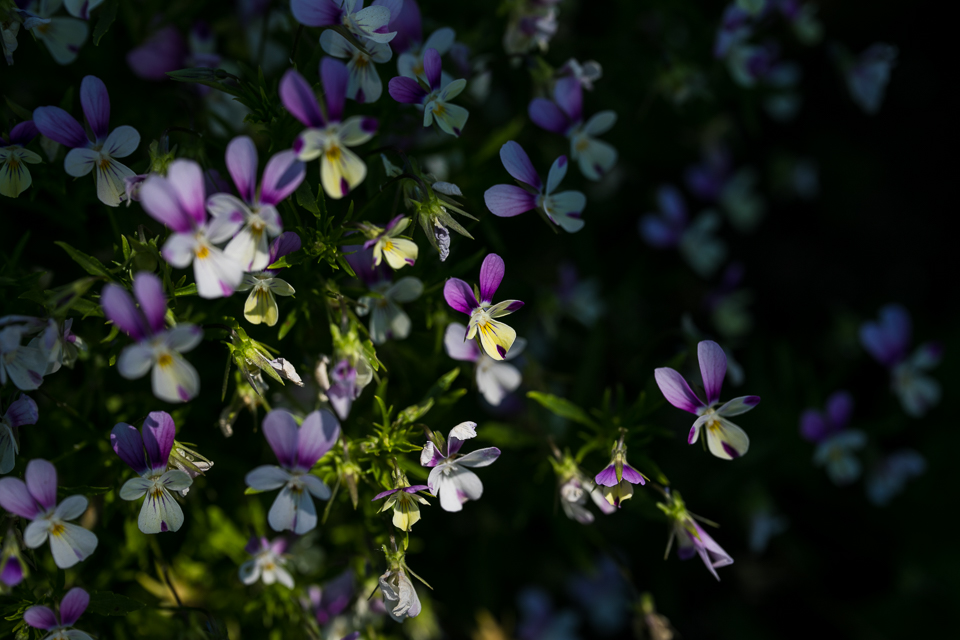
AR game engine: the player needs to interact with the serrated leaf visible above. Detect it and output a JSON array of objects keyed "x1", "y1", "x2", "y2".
[
  {"x1": 527, "y1": 392, "x2": 597, "y2": 428},
  {"x1": 92, "y1": 0, "x2": 118, "y2": 45},
  {"x1": 86, "y1": 590, "x2": 146, "y2": 616},
  {"x1": 55, "y1": 241, "x2": 112, "y2": 279}
]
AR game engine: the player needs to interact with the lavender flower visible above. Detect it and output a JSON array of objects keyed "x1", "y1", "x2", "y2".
[
  {"x1": 357, "y1": 275, "x2": 423, "y2": 344},
  {"x1": 18, "y1": 2, "x2": 89, "y2": 66},
  {"x1": 372, "y1": 478, "x2": 430, "y2": 531},
  {"x1": 303, "y1": 569, "x2": 354, "y2": 625},
  {"x1": 240, "y1": 535, "x2": 294, "y2": 588},
  {"x1": 594, "y1": 438, "x2": 648, "y2": 508},
  {"x1": 659, "y1": 490, "x2": 732, "y2": 581},
  {"x1": 0, "y1": 394, "x2": 38, "y2": 474},
  {"x1": 0, "y1": 316, "x2": 47, "y2": 390},
  {"x1": 396, "y1": 26, "x2": 455, "y2": 83},
  {"x1": 866, "y1": 449, "x2": 926, "y2": 506},
  {"x1": 639, "y1": 185, "x2": 688, "y2": 248},
  {"x1": 846, "y1": 43, "x2": 897, "y2": 115},
  {"x1": 388, "y1": 48, "x2": 469, "y2": 137},
  {"x1": 320, "y1": 30, "x2": 393, "y2": 103},
  {"x1": 245, "y1": 409, "x2": 340, "y2": 534},
  {"x1": 444, "y1": 322, "x2": 525, "y2": 406},
  {"x1": 420, "y1": 422, "x2": 500, "y2": 512},
  {"x1": 237, "y1": 232, "x2": 302, "y2": 327},
  {"x1": 654, "y1": 340, "x2": 760, "y2": 459},
  {"x1": 800, "y1": 391, "x2": 866, "y2": 485},
  {"x1": 0, "y1": 121, "x2": 41, "y2": 198},
  {"x1": 291, "y1": 0, "x2": 398, "y2": 44},
  {"x1": 24, "y1": 587, "x2": 93, "y2": 640},
  {"x1": 0, "y1": 459, "x2": 97, "y2": 568}
]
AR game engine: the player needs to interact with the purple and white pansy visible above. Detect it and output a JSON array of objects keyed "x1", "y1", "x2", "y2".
[
  {"x1": 0, "y1": 120, "x2": 41, "y2": 198},
  {"x1": 320, "y1": 29, "x2": 393, "y2": 104},
  {"x1": 240, "y1": 535, "x2": 295, "y2": 589},
  {"x1": 388, "y1": 48, "x2": 469, "y2": 137},
  {"x1": 364, "y1": 215, "x2": 420, "y2": 270},
  {"x1": 484, "y1": 141, "x2": 586, "y2": 233},
  {"x1": 280, "y1": 59, "x2": 379, "y2": 199},
  {"x1": 528, "y1": 76, "x2": 617, "y2": 181},
  {"x1": 245, "y1": 409, "x2": 340, "y2": 534},
  {"x1": 100, "y1": 272, "x2": 203, "y2": 403},
  {"x1": 372, "y1": 480, "x2": 430, "y2": 531},
  {"x1": 594, "y1": 439, "x2": 647, "y2": 508},
  {"x1": 0, "y1": 316, "x2": 48, "y2": 391},
  {"x1": 353, "y1": 253, "x2": 423, "y2": 344},
  {"x1": 801, "y1": 391, "x2": 867, "y2": 485},
  {"x1": 396, "y1": 26, "x2": 455, "y2": 83},
  {"x1": 24, "y1": 587, "x2": 93, "y2": 640},
  {"x1": 237, "y1": 232, "x2": 302, "y2": 327},
  {"x1": 420, "y1": 421, "x2": 500, "y2": 512},
  {"x1": 675, "y1": 519, "x2": 734, "y2": 582},
  {"x1": 443, "y1": 253, "x2": 524, "y2": 361},
  {"x1": 443, "y1": 322, "x2": 525, "y2": 407},
  {"x1": 291, "y1": 0, "x2": 398, "y2": 44},
  {"x1": 111, "y1": 411, "x2": 193, "y2": 534},
  {"x1": 207, "y1": 136, "x2": 305, "y2": 272},
  {"x1": 0, "y1": 459, "x2": 98, "y2": 568},
  {"x1": 33, "y1": 75, "x2": 140, "y2": 206},
  {"x1": 1, "y1": 394, "x2": 39, "y2": 474},
  {"x1": 18, "y1": 1, "x2": 90, "y2": 66},
  {"x1": 654, "y1": 340, "x2": 760, "y2": 460}
]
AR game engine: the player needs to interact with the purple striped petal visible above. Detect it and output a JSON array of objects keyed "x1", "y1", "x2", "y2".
[
  {"x1": 296, "y1": 409, "x2": 340, "y2": 471},
  {"x1": 0, "y1": 477, "x2": 41, "y2": 519},
  {"x1": 59, "y1": 587, "x2": 89, "y2": 626},
  {"x1": 553, "y1": 76, "x2": 583, "y2": 123},
  {"x1": 133, "y1": 272, "x2": 167, "y2": 335},
  {"x1": 484, "y1": 184, "x2": 537, "y2": 218},
  {"x1": 420, "y1": 441, "x2": 446, "y2": 467},
  {"x1": 32, "y1": 106, "x2": 89, "y2": 149},
  {"x1": 3, "y1": 394, "x2": 38, "y2": 428},
  {"x1": 25, "y1": 459, "x2": 57, "y2": 512},
  {"x1": 23, "y1": 605, "x2": 58, "y2": 631},
  {"x1": 260, "y1": 150, "x2": 306, "y2": 205},
  {"x1": 443, "y1": 278, "x2": 478, "y2": 314},
  {"x1": 826, "y1": 391, "x2": 854, "y2": 428},
  {"x1": 269, "y1": 232, "x2": 303, "y2": 265},
  {"x1": 423, "y1": 47, "x2": 442, "y2": 90},
  {"x1": 225, "y1": 136, "x2": 258, "y2": 202},
  {"x1": 8, "y1": 121, "x2": 39, "y2": 146},
  {"x1": 404, "y1": 484, "x2": 429, "y2": 492},
  {"x1": 499, "y1": 141, "x2": 541, "y2": 190},
  {"x1": 621, "y1": 464, "x2": 645, "y2": 485},
  {"x1": 263, "y1": 409, "x2": 300, "y2": 469},
  {"x1": 528, "y1": 98, "x2": 569, "y2": 134},
  {"x1": 388, "y1": 76, "x2": 427, "y2": 104},
  {"x1": 139, "y1": 173, "x2": 196, "y2": 234},
  {"x1": 479, "y1": 253, "x2": 505, "y2": 304},
  {"x1": 80, "y1": 75, "x2": 110, "y2": 141},
  {"x1": 654, "y1": 367, "x2": 704, "y2": 414},
  {"x1": 372, "y1": 488, "x2": 400, "y2": 501},
  {"x1": 321, "y1": 57, "x2": 349, "y2": 122},
  {"x1": 110, "y1": 422, "x2": 148, "y2": 475},
  {"x1": 698, "y1": 341, "x2": 727, "y2": 405},
  {"x1": 142, "y1": 411, "x2": 176, "y2": 472},
  {"x1": 291, "y1": 0, "x2": 342, "y2": 26},
  {"x1": 594, "y1": 464, "x2": 618, "y2": 487},
  {"x1": 280, "y1": 69, "x2": 326, "y2": 128}
]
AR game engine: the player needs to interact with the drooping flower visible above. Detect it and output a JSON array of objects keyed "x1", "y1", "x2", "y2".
[
  {"x1": 0, "y1": 459, "x2": 97, "y2": 568},
  {"x1": 240, "y1": 535, "x2": 295, "y2": 588},
  {"x1": 654, "y1": 340, "x2": 760, "y2": 459},
  {"x1": 361, "y1": 215, "x2": 419, "y2": 270},
  {"x1": 372, "y1": 475, "x2": 430, "y2": 531},
  {"x1": 0, "y1": 317, "x2": 48, "y2": 391},
  {"x1": 207, "y1": 136, "x2": 305, "y2": 272},
  {"x1": 379, "y1": 546, "x2": 423, "y2": 621},
  {"x1": 100, "y1": 272, "x2": 203, "y2": 403},
  {"x1": 320, "y1": 30, "x2": 393, "y2": 103},
  {"x1": 866, "y1": 449, "x2": 926, "y2": 506},
  {"x1": 139, "y1": 159, "x2": 246, "y2": 298},
  {"x1": 0, "y1": 120, "x2": 42, "y2": 198},
  {"x1": 420, "y1": 421, "x2": 500, "y2": 512},
  {"x1": 549, "y1": 449, "x2": 614, "y2": 525},
  {"x1": 443, "y1": 253, "x2": 524, "y2": 361},
  {"x1": 24, "y1": 587, "x2": 93, "y2": 640},
  {"x1": 845, "y1": 43, "x2": 898, "y2": 115},
  {"x1": 280, "y1": 60, "x2": 378, "y2": 198},
  {"x1": 528, "y1": 77, "x2": 617, "y2": 180},
  {"x1": 245, "y1": 409, "x2": 340, "y2": 534},
  {"x1": 18, "y1": 1, "x2": 89, "y2": 65},
  {"x1": 291, "y1": 0, "x2": 398, "y2": 44},
  {"x1": 0, "y1": 394, "x2": 38, "y2": 474},
  {"x1": 33, "y1": 75, "x2": 140, "y2": 206},
  {"x1": 316, "y1": 325, "x2": 376, "y2": 419},
  {"x1": 237, "y1": 232, "x2": 301, "y2": 326},
  {"x1": 444, "y1": 322, "x2": 524, "y2": 406},
  {"x1": 658, "y1": 489, "x2": 732, "y2": 581},
  {"x1": 485, "y1": 141, "x2": 586, "y2": 232},
  {"x1": 594, "y1": 437, "x2": 648, "y2": 508},
  {"x1": 388, "y1": 48, "x2": 469, "y2": 137},
  {"x1": 111, "y1": 412, "x2": 193, "y2": 534}
]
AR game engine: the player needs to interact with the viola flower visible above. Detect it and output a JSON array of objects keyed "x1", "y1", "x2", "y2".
[
  {"x1": 0, "y1": 317, "x2": 47, "y2": 391},
  {"x1": 240, "y1": 535, "x2": 295, "y2": 588},
  {"x1": 111, "y1": 412, "x2": 193, "y2": 533},
  {"x1": 372, "y1": 476, "x2": 430, "y2": 531},
  {"x1": 443, "y1": 253, "x2": 524, "y2": 361},
  {"x1": 638, "y1": 185, "x2": 687, "y2": 249},
  {"x1": 18, "y1": 2, "x2": 89, "y2": 65},
  {"x1": 559, "y1": 58, "x2": 603, "y2": 90},
  {"x1": 813, "y1": 430, "x2": 867, "y2": 486},
  {"x1": 866, "y1": 449, "x2": 926, "y2": 506},
  {"x1": 800, "y1": 391, "x2": 854, "y2": 443},
  {"x1": 320, "y1": 30, "x2": 393, "y2": 103},
  {"x1": 846, "y1": 43, "x2": 898, "y2": 115},
  {"x1": 379, "y1": 547, "x2": 423, "y2": 621},
  {"x1": 323, "y1": 358, "x2": 362, "y2": 419},
  {"x1": 388, "y1": 48, "x2": 469, "y2": 137},
  {"x1": 550, "y1": 451, "x2": 615, "y2": 525},
  {"x1": 484, "y1": 141, "x2": 586, "y2": 233},
  {"x1": 528, "y1": 77, "x2": 617, "y2": 180},
  {"x1": 658, "y1": 489, "x2": 732, "y2": 581},
  {"x1": 594, "y1": 437, "x2": 648, "y2": 508},
  {"x1": 24, "y1": 587, "x2": 93, "y2": 639},
  {"x1": 444, "y1": 322, "x2": 525, "y2": 407},
  {"x1": 279, "y1": 60, "x2": 378, "y2": 199},
  {"x1": 363, "y1": 215, "x2": 419, "y2": 270},
  {"x1": 420, "y1": 421, "x2": 500, "y2": 512},
  {"x1": 291, "y1": 0, "x2": 398, "y2": 44},
  {"x1": 0, "y1": 121, "x2": 42, "y2": 198},
  {"x1": 302, "y1": 569, "x2": 354, "y2": 625},
  {"x1": 37, "y1": 318, "x2": 85, "y2": 375},
  {"x1": 139, "y1": 159, "x2": 245, "y2": 298},
  {"x1": 0, "y1": 394, "x2": 38, "y2": 474},
  {"x1": 654, "y1": 340, "x2": 760, "y2": 459},
  {"x1": 358, "y1": 277, "x2": 423, "y2": 344},
  {"x1": 0, "y1": 459, "x2": 98, "y2": 568},
  {"x1": 207, "y1": 136, "x2": 305, "y2": 271},
  {"x1": 713, "y1": 3, "x2": 753, "y2": 59},
  {"x1": 1, "y1": 531, "x2": 27, "y2": 587},
  {"x1": 100, "y1": 272, "x2": 203, "y2": 403},
  {"x1": 33, "y1": 75, "x2": 140, "y2": 206},
  {"x1": 685, "y1": 145, "x2": 732, "y2": 201},
  {"x1": 245, "y1": 409, "x2": 340, "y2": 534},
  {"x1": 237, "y1": 232, "x2": 301, "y2": 327},
  {"x1": 503, "y1": 1, "x2": 559, "y2": 55},
  {"x1": 396, "y1": 27, "x2": 456, "y2": 83}
]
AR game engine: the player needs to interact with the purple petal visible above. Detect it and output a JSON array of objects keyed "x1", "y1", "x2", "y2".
[
  {"x1": 0, "y1": 557, "x2": 23, "y2": 587},
  {"x1": 826, "y1": 391, "x2": 854, "y2": 429},
  {"x1": 799, "y1": 409, "x2": 828, "y2": 443},
  {"x1": 139, "y1": 173, "x2": 196, "y2": 234},
  {"x1": 621, "y1": 464, "x2": 645, "y2": 485},
  {"x1": 260, "y1": 150, "x2": 306, "y2": 205},
  {"x1": 100, "y1": 283, "x2": 147, "y2": 340},
  {"x1": 23, "y1": 605, "x2": 58, "y2": 631},
  {"x1": 32, "y1": 106, "x2": 88, "y2": 149},
  {"x1": 263, "y1": 409, "x2": 300, "y2": 469},
  {"x1": 594, "y1": 464, "x2": 618, "y2": 487},
  {"x1": 697, "y1": 341, "x2": 727, "y2": 405},
  {"x1": 4, "y1": 394, "x2": 39, "y2": 428},
  {"x1": 167, "y1": 159, "x2": 208, "y2": 227},
  {"x1": 291, "y1": 0, "x2": 342, "y2": 26},
  {"x1": 388, "y1": 76, "x2": 428, "y2": 104},
  {"x1": 654, "y1": 367, "x2": 704, "y2": 414},
  {"x1": 479, "y1": 253, "x2": 505, "y2": 304},
  {"x1": 142, "y1": 411, "x2": 176, "y2": 472},
  {"x1": 484, "y1": 184, "x2": 538, "y2": 218},
  {"x1": 553, "y1": 76, "x2": 583, "y2": 123},
  {"x1": 110, "y1": 422, "x2": 148, "y2": 475},
  {"x1": 528, "y1": 98, "x2": 569, "y2": 134},
  {"x1": 225, "y1": 136, "x2": 258, "y2": 202},
  {"x1": 499, "y1": 141, "x2": 541, "y2": 190},
  {"x1": 25, "y1": 458, "x2": 58, "y2": 512},
  {"x1": 860, "y1": 304, "x2": 912, "y2": 367},
  {"x1": 657, "y1": 185, "x2": 687, "y2": 223},
  {"x1": 385, "y1": 0, "x2": 421, "y2": 52},
  {"x1": 443, "y1": 278, "x2": 478, "y2": 314},
  {"x1": 372, "y1": 488, "x2": 400, "y2": 501},
  {"x1": 8, "y1": 121, "x2": 39, "y2": 146},
  {"x1": 404, "y1": 484, "x2": 429, "y2": 492},
  {"x1": 269, "y1": 232, "x2": 303, "y2": 265},
  {"x1": 0, "y1": 477, "x2": 42, "y2": 519},
  {"x1": 132, "y1": 272, "x2": 167, "y2": 335},
  {"x1": 126, "y1": 26, "x2": 187, "y2": 81},
  {"x1": 59, "y1": 587, "x2": 89, "y2": 626},
  {"x1": 296, "y1": 409, "x2": 341, "y2": 471},
  {"x1": 639, "y1": 214, "x2": 682, "y2": 248},
  {"x1": 422, "y1": 48, "x2": 442, "y2": 90},
  {"x1": 280, "y1": 69, "x2": 326, "y2": 128},
  {"x1": 80, "y1": 76, "x2": 110, "y2": 141},
  {"x1": 321, "y1": 57, "x2": 349, "y2": 122}
]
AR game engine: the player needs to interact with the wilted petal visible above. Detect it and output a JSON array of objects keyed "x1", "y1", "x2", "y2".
[{"x1": 420, "y1": 442, "x2": 445, "y2": 468}]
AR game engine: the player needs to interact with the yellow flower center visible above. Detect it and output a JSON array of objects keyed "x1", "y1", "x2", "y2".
[
  {"x1": 158, "y1": 353, "x2": 173, "y2": 368},
  {"x1": 326, "y1": 145, "x2": 342, "y2": 163},
  {"x1": 99, "y1": 156, "x2": 112, "y2": 171},
  {"x1": 50, "y1": 522, "x2": 66, "y2": 537},
  {"x1": 195, "y1": 245, "x2": 210, "y2": 259},
  {"x1": 383, "y1": 240, "x2": 394, "y2": 252}
]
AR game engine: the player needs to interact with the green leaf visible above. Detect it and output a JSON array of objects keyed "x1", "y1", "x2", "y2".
[
  {"x1": 86, "y1": 590, "x2": 146, "y2": 616},
  {"x1": 527, "y1": 392, "x2": 598, "y2": 428},
  {"x1": 295, "y1": 180, "x2": 321, "y2": 216},
  {"x1": 421, "y1": 368, "x2": 460, "y2": 403},
  {"x1": 398, "y1": 398, "x2": 434, "y2": 425},
  {"x1": 59, "y1": 485, "x2": 113, "y2": 496},
  {"x1": 174, "y1": 282, "x2": 198, "y2": 297},
  {"x1": 4, "y1": 97, "x2": 34, "y2": 122},
  {"x1": 92, "y1": 0, "x2": 119, "y2": 45},
  {"x1": 55, "y1": 241, "x2": 112, "y2": 279},
  {"x1": 266, "y1": 250, "x2": 304, "y2": 270},
  {"x1": 244, "y1": 486, "x2": 264, "y2": 495},
  {"x1": 278, "y1": 307, "x2": 297, "y2": 340}
]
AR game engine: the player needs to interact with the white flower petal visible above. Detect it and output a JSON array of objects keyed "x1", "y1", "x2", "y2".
[
  {"x1": 48, "y1": 522, "x2": 98, "y2": 567},
  {"x1": 138, "y1": 486, "x2": 184, "y2": 533}
]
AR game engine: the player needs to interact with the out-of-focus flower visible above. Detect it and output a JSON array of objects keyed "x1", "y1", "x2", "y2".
[
  {"x1": 127, "y1": 21, "x2": 221, "y2": 82},
  {"x1": 291, "y1": 0, "x2": 398, "y2": 44},
  {"x1": 639, "y1": 185, "x2": 688, "y2": 249},
  {"x1": 321, "y1": 30, "x2": 393, "y2": 103},
  {"x1": 317, "y1": 325, "x2": 376, "y2": 419},
  {"x1": 567, "y1": 556, "x2": 630, "y2": 634},
  {"x1": 389, "y1": 48, "x2": 469, "y2": 137},
  {"x1": 800, "y1": 391, "x2": 866, "y2": 484},
  {"x1": 594, "y1": 437, "x2": 648, "y2": 508},
  {"x1": 0, "y1": 394, "x2": 38, "y2": 474},
  {"x1": 559, "y1": 58, "x2": 602, "y2": 90},
  {"x1": 655, "y1": 340, "x2": 760, "y2": 459},
  {"x1": 357, "y1": 276, "x2": 423, "y2": 344},
  {"x1": 240, "y1": 535, "x2": 294, "y2": 588},
  {"x1": 17, "y1": 1, "x2": 89, "y2": 65},
  {"x1": 24, "y1": 587, "x2": 92, "y2": 639},
  {"x1": 658, "y1": 489, "x2": 732, "y2": 581},
  {"x1": 713, "y1": 3, "x2": 753, "y2": 59},
  {"x1": 444, "y1": 322, "x2": 525, "y2": 406},
  {"x1": 420, "y1": 422, "x2": 500, "y2": 512},
  {"x1": 0, "y1": 121, "x2": 42, "y2": 198},
  {"x1": 639, "y1": 592, "x2": 675, "y2": 640},
  {"x1": 396, "y1": 26, "x2": 455, "y2": 83},
  {"x1": 245, "y1": 409, "x2": 339, "y2": 534},
  {"x1": 503, "y1": 0, "x2": 559, "y2": 55},
  {"x1": 0, "y1": 316, "x2": 47, "y2": 391},
  {"x1": 0, "y1": 459, "x2": 97, "y2": 568},
  {"x1": 549, "y1": 449, "x2": 614, "y2": 524},
  {"x1": 845, "y1": 43, "x2": 897, "y2": 115},
  {"x1": 800, "y1": 391, "x2": 854, "y2": 443},
  {"x1": 1, "y1": 529, "x2": 27, "y2": 588},
  {"x1": 111, "y1": 412, "x2": 193, "y2": 533},
  {"x1": 719, "y1": 167, "x2": 766, "y2": 232},
  {"x1": 302, "y1": 569, "x2": 354, "y2": 625},
  {"x1": 866, "y1": 449, "x2": 926, "y2": 506},
  {"x1": 237, "y1": 232, "x2": 301, "y2": 327},
  {"x1": 748, "y1": 508, "x2": 788, "y2": 554},
  {"x1": 685, "y1": 145, "x2": 732, "y2": 201},
  {"x1": 516, "y1": 587, "x2": 579, "y2": 640}
]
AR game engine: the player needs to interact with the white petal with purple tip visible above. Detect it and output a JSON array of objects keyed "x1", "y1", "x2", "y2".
[
  {"x1": 705, "y1": 418, "x2": 750, "y2": 460},
  {"x1": 48, "y1": 521, "x2": 98, "y2": 568},
  {"x1": 138, "y1": 485, "x2": 184, "y2": 533},
  {"x1": 456, "y1": 446, "x2": 500, "y2": 468},
  {"x1": 151, "y1": 350, "x2": 199, "y2": 403},
  {"x1": 717, "y1": 395, "x2": 760, "y2": 417}
]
